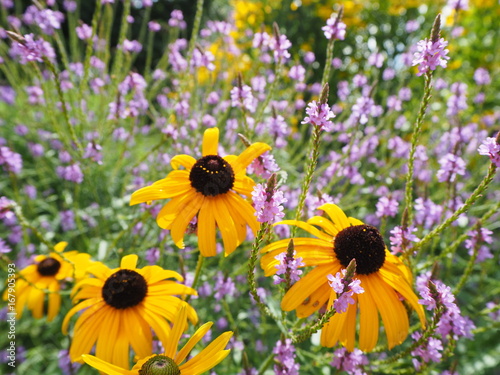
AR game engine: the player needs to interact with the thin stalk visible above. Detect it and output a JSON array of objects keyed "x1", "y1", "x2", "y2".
[
  {"x1": 186, "y1": 0, "x2": 205, "y2": 71},
  {"x1": 407, "y1": 163, "x2": 497, "y2": 257},
  {"x1": 403, "y1": 70, "x2": 433, "y2": 225},
  {"x1": 185, "y1": 254, "x2": 205, "y2": 303}
]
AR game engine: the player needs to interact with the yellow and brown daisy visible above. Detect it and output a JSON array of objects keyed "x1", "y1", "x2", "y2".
[
  {"x1": 3, "y1": 241, "x2": 93, "y2": 322},
  {"x1": 260, "y1": 203, "x2": 426, "y2": 352},
  {"x1": 81, "y1": 305, "x2": 233, "y2": 375},
  {"x1": 62, "y1": 254, "x2": 198, "y2": 368},
  {"x1": 130, "y1": 127, "x2": 271, "y2": 257}
]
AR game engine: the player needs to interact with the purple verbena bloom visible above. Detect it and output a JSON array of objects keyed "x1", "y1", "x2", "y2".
[
  {"x1": 24, "y1": 185, "x2": 37, "y2": 199},
  {"x1": 436, "y1": 153, "x2": 466, "y2": 182},
  {"x1": 448, "y1": 0, "x2": 469, "y2": 11},
  {"x1": 350, "y1": 96, "x2": 382, "y2": 125},
  {"x1": 23, "y1": 6, "x2": 64, "y2": 35},
  {"x1": 12, "y1": 33, "x2": 56, "y2": 64},
  {"x1": 368, "y1": 52, "x2": 384, "y2": 68},
  {"x1": 273, "y1": 339, "x2": 300, "y2": 375},
  {"x1": 214, "y1": 272, "x2": 236, "y2": 300},
  {"x1": 331, "y1": 347, "x2": 369, "y2": 374},
  {"x1": 327, "y1": 270, "x2": 364, "y2": 313},
  {"x1": 446, "y1": 82, "x2": 467, "y2": 116},
  {"x1": 268, "y1": 32, "x2": 292, "y2": 63},
  {"x1": 376, "y1": 196, "x2": 399, "y2": 218},
  {"x1": 406, "y1": 20, "x2": 420, "y2": 33},
  {"x1": 56, "y1": 164, "x2": 84, "y2": 183},
  {"x1": 58, "y1": 350, "x2": 80, "y2": 374},
  {"x1": 252, "y1": 183, "x2": 287, "y2": 224},
  {"x1": 148, "y1": 21, "x2": 161, "y2": 32},
  {"x1": 122, "y1": 39, "x2": 142, "y2": 53},
  {"x1": 0, "y1": 238, "x2": 11, "y2": 253},
  {"x1": 168, "y1": 10, "x2": 186, "y2": 29},
  {"x1": 145, "y1": 247, "x2": 160, "y2": 265},
  {"x1": 412, "y1": 37, "x2": 450, "y2": 76},
  {"x1": 83, "y1": 142, "x2": 103, "y2": 164},
  {"x1": 473, "y1": 67, "x2": 491, "y2": 85},
  {"x1": 60, "y1": 210, "x2": 75, "y2": 232},
  {"x1": 486, "y1": 302, "x2": 500, "y2": 321},
  {"x1": 0, "y1": 196, "x2": 14, "y2": 222},
  {"x1": 76, "y1": 23, "x2": 92, "y2": 40},
  {"x1": 247, "y1": 151, "x2": 280, "y2": 179},
  {"x1": 465, "y1": 226, "x2": 494, "y2": 262},
  {"x1": 0, "y1": 146, "x2": 22, "y2": 174},
  {"x1": 230, "y1": 84, "x2": 256, "y2": 113},
  {"x1": 389, "y1": 225, "x2": 419, "y2": 254},
  {"x1": 478, "y1": 136, "x2": 500, "y2": 167},
  {"x1": 301, "y1": 100, "x2": 335, "y2": 131},
  {"x1": 273, "y1": 250, "x2": 304, "y2": 285},
  {"x1": 411, "y1": 332, "x2": 443, "y2": 369},
  {"x1": 322, "y1": 13, "x2": 347, "y2": 40}
]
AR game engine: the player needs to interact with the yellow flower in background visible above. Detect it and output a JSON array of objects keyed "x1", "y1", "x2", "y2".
[
  {"x1": 261, "y1": 204, "x2": 425, "y2": 352},
  {"x1": 81, "y1": 305, "x2": 233, "y2": 375},
  {"x1": 62, "y1": 254, "x2": 198, "y2": 368},
  {"x1": 3, "y1": 242, "x2": 92, "y2": 322},
  {"x1": 232, "y1": 0, "x2": 265, "y2": 31},
  {"x1": 130, "y1": 128, "x2": 271, "y2": 257}
]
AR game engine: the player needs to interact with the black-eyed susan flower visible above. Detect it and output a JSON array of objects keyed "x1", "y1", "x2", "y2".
[
  {"x1": 260, "y1": 203, "x2": 426, "y2": 352},
  {"x1": 130, "y1": 127, "x2": 271, "y2": 257},
  {"x1": 81, "y1": 305, "x2": 233, "y2": 375},
  {"x1": 3, "y1": 241, "x2": 92, "y2": 322},
  {"x1": 62, "y1": 254, "x2": 198, "y2": 368}
]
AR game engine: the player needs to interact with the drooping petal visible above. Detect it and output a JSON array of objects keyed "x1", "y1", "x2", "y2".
[
  {"x1": 170, "y1": 193, "x2": 205, "y2": 248},
  {"x1": 230, "y1": 143, "x2": 272, "y2": 174},
  {"x1": 155, "y1": 190, "x2": 199, "y2": 230},
  {"x1": 317, "y1": 203, "x2": 351, "y2": 231},
  {"x1": 171, "y1": 154, "x2": 196, "y2": 170}
]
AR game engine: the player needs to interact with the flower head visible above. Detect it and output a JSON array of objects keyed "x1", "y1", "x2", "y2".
[
  {"x1": 81, "y1": 305, "x2": 232, "y2": 375},
  {"x1": 3, "y1": 242, "x2": 93, "y2": 321},
  {"x1": 412, "y1": 38, "x2": 450, "y2": 76},
  {"x1": 322, "y1": 13, "x2": 347, "y2": 40},
  {"x1": 62, "y1": 255, "x2": 198, "y2": 368},
  {"x1": 478, "y1": 136, "x2": 500, "y2": 167},
  {"x1": 301, "y1": 100, "x2": 335, "y2": 131},
  {"x1": 261, "y1": 204, "x2": 425, "y2": 351},
  {"x1": 130, "y1": 128, "x2": 271, "y2": 257}
]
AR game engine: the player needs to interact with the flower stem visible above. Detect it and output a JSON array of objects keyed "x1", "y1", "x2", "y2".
[
  {"x1": 291, "y1": 306, "x2": 337, "y2": 344},
  {"x1": 185, "y1": 254, "x2": 205, "y2": 303},
  {"x1": 408, "y1": 163, "x2": 497, "y2": 257},
  {"x1": 292, "y1": 125, "x2": 322, "y2": 236},
  {"x1": 10, "y1": 201, "x2": 55, "y2": 252},
  {"x1": 403, "y1": 70, "x2": 433, "y2": 226},
  {"x1": 248, "y1": 223, "x2": 278, "y2": 320}
]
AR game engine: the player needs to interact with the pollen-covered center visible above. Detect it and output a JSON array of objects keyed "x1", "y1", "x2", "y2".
[
  {"x1": 189, "y1": 155, "x2": 235, "y2": 196},
  {"x1": 139, "y1": 355, "x2": 180, "y2": 375},
  {"x1": 334, "y1": 225, "x2": 386, "y2": 275},
  {"x1": 37, "y1": 257, "x2": 61, "y2": 276},
  {"x1": 102, "y1": 269, "x2": 148, "y2": 309}
]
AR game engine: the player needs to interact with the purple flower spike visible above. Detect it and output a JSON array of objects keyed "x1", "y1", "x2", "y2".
[{"x1": 412, "y1": 37, "x2": 450, "y2": 76}]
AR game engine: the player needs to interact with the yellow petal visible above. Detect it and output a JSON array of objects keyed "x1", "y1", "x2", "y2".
[
  {"x1": 129, "y1": 172, "x2": 191, "y2": 205},
  {"x1": 357, "y1": 275, "x2": 380, "y2": 352},
  {"x1": 175, "y1": 322, "x2": 213, "y2": 363},
  {"x1": 54, "y1": 242, "x2": 68, "y2": 252},
  {"x1": 306, "y1": 216, "x2": 340, "y2": 237},
  {"x1": 202, "y1": 127, "x2": 219, "y2": 156},
  {"x1": 170, "y1": 193, "x2": 204, "y2": 248},
  {"x1": 274, "y1": 220, "x2": 333, "y2": 242},
  {"x1": 281, "y1": 265, "x2": 333, "y2": 311},
  {"x1": 155, "y1": 191, "x2": 198, "y2": 230},
  {"x1": 212, "y1": 196, "x2": 238, "y2": 256},
  {"x1": 164, "y1": 305, "x2": 187, "y2": 359},
  {"x1": 120, "y1": 254, "x2": 138, "y2": 270},
  {"x1": 170, "y1": 154, "x2": 196, "y2": 170},
  {"x1": 47, "y1": 279, "x2": 61, "y2": 322},
  {"x1": 295, "y1": 282, "x2": 332, "y2": 318},
  {"x1": 81, "y1": 354, "x2": 135, "y2": 375},
  {"x1": 232, "y1": 175, "x2": 256, "y2": 197},
  {"x1": 197, "y1": 198, "x2": 217, "y2": 257},
  {"x1": 317, "y1": 203, "x2": 352, "y2": 231}
]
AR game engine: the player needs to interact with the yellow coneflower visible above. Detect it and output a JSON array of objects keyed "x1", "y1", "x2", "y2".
[
  {"x1": 81, "y1": 305, "x2": 233, "y2": 375},
  {"x1": 3, "y1": 241, "x2": 92, "y2": 322},
  {"x1": 260, "y1": 203, "x2": 426, "y2": 352},
  {"x1": 130, "y1": 127, "x2": 271, "y2": 257},
  {"x1": 62, "y1": 254, "x2": 198, "y2": 368}
]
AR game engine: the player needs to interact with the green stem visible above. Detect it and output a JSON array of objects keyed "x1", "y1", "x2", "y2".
[
  {"x1": 247, "y1": 223, "x2": 278, "y2": 320},
  {"x1": 45, "y1": 60, "x2": 83, "y2": 154},
  {"x1": 185, "y1": 254, "x2": 205, "y2": 303},
  {"x1": 407, "y1": 163, "x2": 497, "y2": 257},
  {"x1": 321, "y1": 38, "x2": 335, "y2": 87},
  {"x1": 403, "y1": 70, "x2": 433, "y2": 226},
  {"x1": 111, "y1": 0, "x2": 132, "y2": 80},
  {"x1": 186, "y1": 0, "x2": 205, "y2": 71},
  {"x1": 291, "y1": 307, "x2": 337, "y2": 344},
  {"x1": 10, "y1": 201, "x2": 54, "y2": 252},
  {"x1": 292, "y1": 125, "x2": 323, "y2": 236}
]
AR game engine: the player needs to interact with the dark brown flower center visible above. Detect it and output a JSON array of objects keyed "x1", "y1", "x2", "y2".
[
  {"x1": 102, "y1": 269, "x2": 148, "y2": 309},
  {"x1": 334, "y1": 225, "x2": 386, "y2": 275},
  {"x1": 189, "y1": 155, "x2": 235, "y2": 196},
  {"x1": 37, "y1": 257, "x2": 61, "y2": 276},
  {"x1": 139, "y1": 355, "x2": 180, "y2": 375}
]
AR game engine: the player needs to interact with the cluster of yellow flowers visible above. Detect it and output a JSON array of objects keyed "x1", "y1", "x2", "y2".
[{"x1": 6, "y1": 127, "x2": 425, "y2": 374}]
